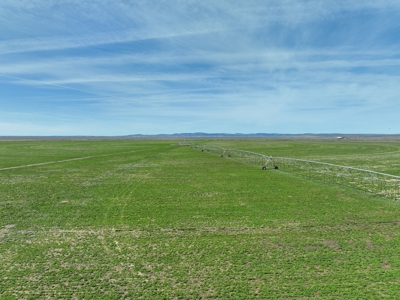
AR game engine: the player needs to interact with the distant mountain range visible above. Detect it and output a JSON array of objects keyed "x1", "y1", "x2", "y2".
[
  {"x1": 127, "y1": 132, "x2": 380, "y2": 138},
  {"x1": 125, "y1": 133, "x2": 400, "y2": 140},
  {"x1": 1, "y1": 133, "x2": 399, "y2": 139},
  {"x1": 128, "y1": 132, "x2": 298, "y2": 137}
]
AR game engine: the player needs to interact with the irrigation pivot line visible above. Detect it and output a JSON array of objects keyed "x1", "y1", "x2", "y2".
[{"x1": 183, "y1": 142, "x2": 400, "y2": 201}]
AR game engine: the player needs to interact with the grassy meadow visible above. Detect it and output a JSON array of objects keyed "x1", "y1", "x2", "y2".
[{"x1": 1, "y1": 138, "x2": 400, "y2": 299}]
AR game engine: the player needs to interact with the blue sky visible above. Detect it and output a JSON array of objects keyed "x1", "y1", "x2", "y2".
[{"x1": 1, "y1": 1, "x2": 400, "y2": 135}]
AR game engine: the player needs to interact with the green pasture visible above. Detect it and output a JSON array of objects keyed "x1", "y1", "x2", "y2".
[{"x1": 1, "y1": 139, "x2": 400, "y2": 299}]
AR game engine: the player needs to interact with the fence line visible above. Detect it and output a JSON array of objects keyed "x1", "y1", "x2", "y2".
[{"x1": 180, "y1": 141, "x2": 400, "y2": 200}]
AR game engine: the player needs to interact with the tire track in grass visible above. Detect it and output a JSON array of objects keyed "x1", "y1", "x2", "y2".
[
  {"x1": 114, "y1": 157, "x2": 159, "y2": 226},
  {"x1": 0, "y1": 147, "x2": 168, "y2": 172},
  {"x1": 99, "y1": 146, "x2": 175, "y2": 229},
  {"x1": 3, "y1": 219, "x2": 400, "y2": 238}
]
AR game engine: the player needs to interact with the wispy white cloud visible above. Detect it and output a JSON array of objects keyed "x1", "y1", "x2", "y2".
[
  {"x1": 1, "y1": 1, "x2": 400, "y2": 135},
  {"x1": 2, "y1": 0, "x2": 399, "y2": 54}
]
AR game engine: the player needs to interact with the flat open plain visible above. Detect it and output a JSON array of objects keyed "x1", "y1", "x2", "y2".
[{"x1": 1, "y1": 138, "x2": 400, "y2": 299}]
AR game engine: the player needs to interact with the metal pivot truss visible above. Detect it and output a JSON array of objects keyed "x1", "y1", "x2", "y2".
[{"x1": 181, "y1": 142, "x2": 400, "y2": 201}]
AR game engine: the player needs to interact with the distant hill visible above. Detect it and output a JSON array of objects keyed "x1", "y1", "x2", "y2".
[
  {"x1": 125, "y1": 133, "x2": 400, "y2": 140},
  {"x1": 127, "y1": 132, "x2": 353, "y2": 138},
  {"x1": 1, "y1": 133, "x2": 400, "y2": 140},
  {"x1": 127, "y1": 132, "x2": 318, "y2": 138}
]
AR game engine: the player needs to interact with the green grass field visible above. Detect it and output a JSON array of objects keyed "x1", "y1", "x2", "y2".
[{"x1": 1, "y1": 139, "x2": 400, "y2": 299}]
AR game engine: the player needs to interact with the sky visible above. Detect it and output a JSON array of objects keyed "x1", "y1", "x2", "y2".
[{"x1": 1, "y1": 0, "x2": 400, "y2": 136}]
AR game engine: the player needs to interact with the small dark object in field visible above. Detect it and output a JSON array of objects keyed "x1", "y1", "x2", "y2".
[
  {"x1": 221, "y1": 155, "x2": 224, "y2": 157},
  {"x1": 201, "y1": 149, "x2": 203, "y2": 152},
  {"x1": 262, "y1": 166, "x2": 267, "y2": 170},
  {"x1": 228, "y1": 154, "x2": 231, "y2": 157},
  {"x1": 274, "y1": 166, "x2": 279, "y2": 169}
]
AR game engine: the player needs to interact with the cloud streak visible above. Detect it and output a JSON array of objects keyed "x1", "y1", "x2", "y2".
[{"x1": 1, "y1": 1, "x2": 399, "y2": 135}]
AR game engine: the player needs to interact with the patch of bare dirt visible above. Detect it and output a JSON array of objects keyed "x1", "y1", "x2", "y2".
[{"x1": 322, "y1": 239, "x2": 340, "y2": 250}]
